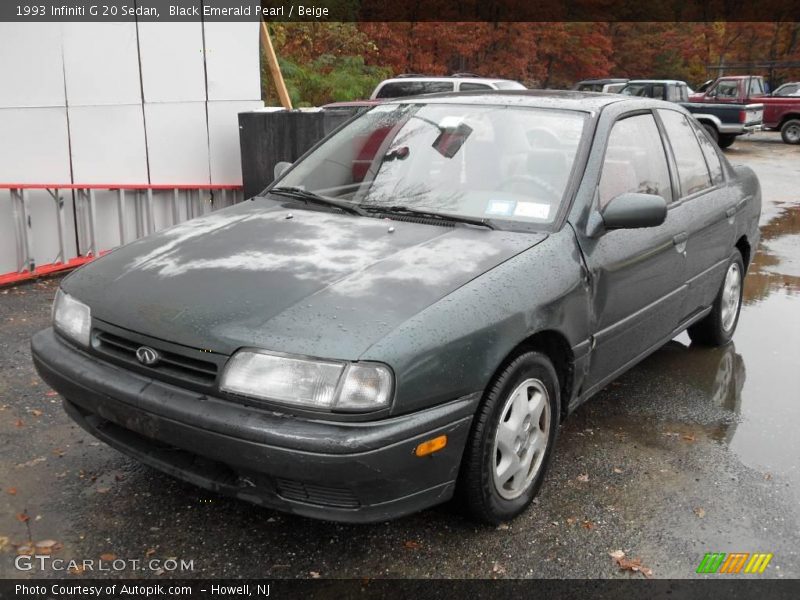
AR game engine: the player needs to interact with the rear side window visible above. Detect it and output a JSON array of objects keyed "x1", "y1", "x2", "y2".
[
  {"x1": 658, "y1": 110, "x2": 712, "y2": 196},
  {"x1": 599, "y1": 113, "x2": 672, "y2": 208},
  {"x1": 459, "y1": 82, "x2": 493, "y2": 91},
  {"x1": 712, "y1": 80, "x2": 739, "y2": 99},
  {"x1": 688, "y1": 119, "x2": 724, "y2": 185},
  {"x1": 748, "y1": 78, "x2": 765, "y2": 96},
  {"x1": 375, "y1": 81, "x2": 454, "y2": 99}
]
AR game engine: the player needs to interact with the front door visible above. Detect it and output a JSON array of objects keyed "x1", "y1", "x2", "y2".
[{"x1": 577, "y1": 111, "x2": 688, "y2": 391}]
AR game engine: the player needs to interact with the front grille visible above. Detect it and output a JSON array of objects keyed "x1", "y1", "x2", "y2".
[
  {"x1": 275, "y1": 478, "x2": 360, "y2": 508},
  {"x1": 92, "y1": 324, "x2": 221, "y2": 387}
]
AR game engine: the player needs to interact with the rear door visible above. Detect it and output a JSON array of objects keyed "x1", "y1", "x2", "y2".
[
  {"x1": 656, "y1": 109, "x2": 736, "y2": 318},
  {"x1": 578, "y1": 111, "x2": 688, "y2": 390}
]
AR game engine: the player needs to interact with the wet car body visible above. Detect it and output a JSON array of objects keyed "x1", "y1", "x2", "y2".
[{"x1": 31, "y1": 92, "x2": 761, "y2": 522}]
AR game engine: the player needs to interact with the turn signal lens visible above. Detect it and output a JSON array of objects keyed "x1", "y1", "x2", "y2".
[{"x1": 415, "y1": 435, "x2": 448, "y2": 457}]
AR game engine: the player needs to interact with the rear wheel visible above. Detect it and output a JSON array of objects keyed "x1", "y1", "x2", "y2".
[
  {"x1": 688, "y1": 250, "x2": 744, "y2": 346},
  {"x1": 702, "y1": 123, "x2": 719, "y2": 144},
  {"x1": 458, "y1": 351, "x2": 560, "y2": 524},
  {"x1": 717, "y1": 134, "x2": 736, "y2": 149},
  {"x1": 781, "y1": 119, "x2": 800, "y2": 144}
]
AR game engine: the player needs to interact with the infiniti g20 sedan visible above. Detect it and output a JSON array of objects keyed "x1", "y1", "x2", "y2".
[{"x1": 32, "y1": 91, "x2": 761, "y2": 524}]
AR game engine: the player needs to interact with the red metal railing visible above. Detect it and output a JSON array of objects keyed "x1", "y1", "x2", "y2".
[{"x1": 1, "y1": 183, "x2": 244, "y2": 287}]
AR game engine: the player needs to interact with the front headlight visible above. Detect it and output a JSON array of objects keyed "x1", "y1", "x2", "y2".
[
  {"x1": 220, "y1": 350, "x2": 393, "y2": 413},
  {"x1": 52, "y1": 289, "x2": 91, "y2": 347}
]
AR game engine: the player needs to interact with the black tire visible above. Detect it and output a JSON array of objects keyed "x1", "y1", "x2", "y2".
[
  {"x1": 702, "y1": 123, "x2": 719, "y2": 144},
  {"x1": 457, "y1": 351, "x2": 560, "y2": 524},
  {"x1": 717, "y1": 134, "x2": 736, "y2": 149},
  {"x1": 688, "y1": 250, "x2": 744, "y2": 346},
  {"x1": 781, "y1": 119, "x2": 800, "y2": 145}
]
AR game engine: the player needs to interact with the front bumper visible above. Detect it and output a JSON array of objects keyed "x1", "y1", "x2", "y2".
[{"x1": 32, "y1": 328, "x2": 478, "y2": 522}]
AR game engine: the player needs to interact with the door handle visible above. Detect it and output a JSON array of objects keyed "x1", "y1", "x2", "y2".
[
  {"x1": 726, "y1": 207, "x2": 736, "y2": 218},
  {"x1": 673, "y1": 232, "x2": 689, "y2": 245}
]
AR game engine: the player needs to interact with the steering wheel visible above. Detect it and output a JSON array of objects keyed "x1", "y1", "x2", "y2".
[{"x1": 498, "y1": 175, "x2": 560, "y2": 202}]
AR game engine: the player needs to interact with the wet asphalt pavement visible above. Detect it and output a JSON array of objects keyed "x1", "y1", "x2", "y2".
[{"x1": 1, "y1": 131, "x2": 799, "y2": 580}]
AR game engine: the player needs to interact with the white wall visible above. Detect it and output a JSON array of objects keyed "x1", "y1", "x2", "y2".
[{"x1": 0, "y1": 21, "x2": 262, "y2": 276}]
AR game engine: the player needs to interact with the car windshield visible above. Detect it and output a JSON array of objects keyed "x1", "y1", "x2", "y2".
[{"x1": 273, "y1": 103, "x2": 586, "y2": 228}]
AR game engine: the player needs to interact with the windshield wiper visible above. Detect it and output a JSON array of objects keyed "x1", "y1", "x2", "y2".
[
  {"x1": 269, "y1": 187, "x2": 365, "y2": 216},
  {"x1": 361, "y1": 205, "x2": 495, "y2": 230}
]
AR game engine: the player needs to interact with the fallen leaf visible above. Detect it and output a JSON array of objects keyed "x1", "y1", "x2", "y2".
[
  {"x1": 764, "y1": 473, "x2": 772, "y2": 481},
  {"x1": 613, "y1": 468, "x2": 623, "y2": 474},
  {"x1": 100, "y1": 553, "x2": 117, "y2": 561},
  {"x1": 566, "y1": 517, "x2": 577, "y2": 526},
  {"x1": 69, "y1": 564, "x2": 85, "y2": 575},
  {"x1": 96, "y1": 487, "x2": 110, "y2": 494},
  {"x1": 582, "y1": 520, "x2": 595, "y2": 531},
  {"x1": 496, "y1": 523, "x2": 510, "y2": 531},
  {"x1": 15, "y1": 457, "x2": 46, "y2": 469},
  {"x1": 145, "y1": 548, "x2": 156, "y2": 557},
  {"x1": 492, "y1": 562, "x2": 506, "y2": 575},
  {"x1": 577, "y1": 474, "x2": 589, "y2": 483},
  {"x1": 29, "y1": 409, "x2": 43, "y2": 417},
  {"x1": 309, "y1": 571, "x2": 321, "y2": 579},
  {"x1": 45, "y1": 391, "x2": 58, "y2": 397},
  {"x1": 0, "y1": 536, "x2": 9, "y2": 551},
  {"x1": 611, "y1": 551, "x2": 653, "y2": 578},
  {"x1": 16, "y1": 513, "x2": 30, "y2": 523},
  {"x1": 16, "y1": 544, "x2": 35, "y2": 556},
  {"x1": 7, "y1": 487, "x2": 17, "y2": 495},
  {"x1": 682, "y1": 434, "x2": 696, "y2": 442},
  {"x1": 35, "y1": 540, "x2": 62, "y2": 554},
  {"x1": 52, "y1": 448, "x2": 65, "y2": 457},
  {"x1": 403, "y1": 540, "x2": 421, "y2": 549},
  {"x1": 693, "y1": 507, "x2": 706, "y2": 518},
  {"x1": 15, "y1": 419, "x2": 24, "y2": 428}
]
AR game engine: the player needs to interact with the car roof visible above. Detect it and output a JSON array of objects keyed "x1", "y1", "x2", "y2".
[
  {"x1": 384, "y1": 89, "x2": 635, "y2": 112},
  {"x1": 378, "y1": 76, "x2": 519, "y2": 85},
  {"x1": 625, "y1": 79, "x2": 687, "y2": 85},
  {"x1": 577, "y1": 78, "x2": 629, "y2": 84}
]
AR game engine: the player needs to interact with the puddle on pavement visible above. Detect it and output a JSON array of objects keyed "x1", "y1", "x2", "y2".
[{"x1": 703, "y1": 202, "x2": 800, "y2": 488}]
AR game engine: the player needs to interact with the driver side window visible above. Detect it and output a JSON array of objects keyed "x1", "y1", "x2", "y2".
[{"x1": 598, "y1": 114, "x2": 672, "y2": 209}]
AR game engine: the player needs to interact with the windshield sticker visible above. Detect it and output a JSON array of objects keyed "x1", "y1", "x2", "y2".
[
  {"x1": 485, "y1": 199, "x2": 516, "y2": 217},
  {"x1": 514, "y1": 202, "x2": 550, "y2": 219}
]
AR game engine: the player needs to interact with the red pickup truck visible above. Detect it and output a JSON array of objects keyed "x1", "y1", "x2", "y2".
[{"x1": 689, "y1": 75, "x2": 800, "y2": 144}]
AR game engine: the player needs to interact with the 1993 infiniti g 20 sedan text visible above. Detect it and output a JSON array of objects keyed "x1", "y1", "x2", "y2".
[{"x1": 32, "y1": 92, "x2": 761, "y2": 523}]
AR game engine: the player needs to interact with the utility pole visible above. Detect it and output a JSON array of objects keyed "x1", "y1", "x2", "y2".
[{"x1": 260, "y1": 21, "x2": 293, "y2": 109}]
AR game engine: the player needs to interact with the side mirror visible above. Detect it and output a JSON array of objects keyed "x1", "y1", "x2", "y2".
[
  {"x1": 273, "y1": 161, "x2": 292, "y2": 181},
  {"x1": 601, "y1": 192, "x2": 667, "y2": 230}
]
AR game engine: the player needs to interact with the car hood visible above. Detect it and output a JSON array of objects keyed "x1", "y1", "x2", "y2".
[{"x1": 63, "y1": 200, "x2": 546, "y2": 359}]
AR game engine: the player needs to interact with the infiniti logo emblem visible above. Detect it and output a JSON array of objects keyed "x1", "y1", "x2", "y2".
[{"x1": 135, "y1": 346, "x2": 160, "y2": 366}]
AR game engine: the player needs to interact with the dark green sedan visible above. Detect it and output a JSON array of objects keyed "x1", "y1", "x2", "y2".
[{"x1": 32, "y1": 92, "x2": 761, "y2": 523}]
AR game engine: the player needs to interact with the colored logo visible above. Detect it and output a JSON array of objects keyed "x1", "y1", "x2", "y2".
[{"x1": 697, "y1": 552, "x2": 773, "y2": 574}]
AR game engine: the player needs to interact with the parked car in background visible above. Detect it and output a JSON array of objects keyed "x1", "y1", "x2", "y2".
[
  {"x1": 574, "y1": 78, "x2": 629, "y2": 93},
  {"x1": 618, "y1": 79, "x2": 762, "y2": 149},
  {"x1": 370, "y1": 74, "x2": 525, "y2": 99},
  {"x1": 33, "y1": 91, "x2": 760, "y2": 524},
  {"x1": 772, "y1": 81, "x2": 800, "y2": 97},
  {"x1": 689, "y1": 75, "x2": 800, "y2": 144},
  {"x1": 619, "y1": 80, "x2": 690, "y2": 102}
]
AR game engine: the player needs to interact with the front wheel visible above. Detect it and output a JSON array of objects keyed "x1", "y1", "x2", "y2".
[
  {"x1": 688, "y1": 250, "x2": 744, "y2": 346},
  {"x1": 781, "y1": 119, "x2": 800, "y2": 144},
  {"x1": 457, "y1": 351, "x2": 560, "y2": 524}
]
